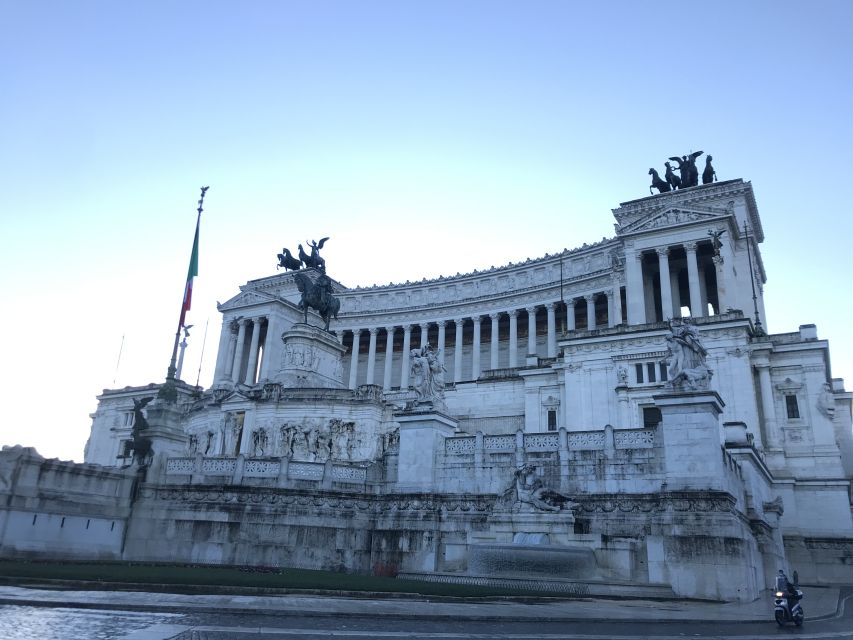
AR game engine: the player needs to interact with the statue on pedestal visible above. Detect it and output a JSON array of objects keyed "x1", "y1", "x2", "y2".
[
  {"x1": 409, "y1": 344, "x2": 446, "y2": 406},
  {"x1": 665, "y1": 319, "x2": 713, "y2": 391},
  {"x1": 298, "y1": 237, "x2": 329, "y2": 272},
  {"x1": 128, "y1": 397, "x2": 154, "y2": 467},
  {"x1": 293, "y1": 272, "x2": 340, "y2": 331},
  {"x1": 511, "y1": 464, "x2": 576, "y2": 512},
  {"x1": 276, "y1": 247, "x2": 302, "y2": 271},
  {"x1": 702, "y1": 155, "x2": 717, "y2": 184}
]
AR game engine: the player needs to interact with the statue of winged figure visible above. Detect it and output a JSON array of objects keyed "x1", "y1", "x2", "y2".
[
  {"x1": 299, "y1": 237, "x2": 329, "y2": 272},
  {"x1": 669, "y1": 151, "x2": 703, "y2": 188}
]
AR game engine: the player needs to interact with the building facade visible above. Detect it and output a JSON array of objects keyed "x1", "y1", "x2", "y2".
[{"x1": 3, "y1": 179, "x2": 851, "y2": 601}]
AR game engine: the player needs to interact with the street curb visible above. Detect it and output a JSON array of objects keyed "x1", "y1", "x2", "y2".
[{"x1": 0, "y1": 595, "x2": 778, "y2": 625}]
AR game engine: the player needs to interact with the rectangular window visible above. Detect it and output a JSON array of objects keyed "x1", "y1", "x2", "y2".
[
  {"x1": 659, "y1": 363, "x2": 668, "y2": 382},
  {"x1": 643, "y1": 407, "x2": 662, "y2": 428},
  {"x1": 646, "y1": 363, "x2": 657, "y2": 383},
  {"x1": 786, "y1": 395, "x2": 800, "y2": 419},
  {"x1": 119, "y1": 440, "x2": 132, "y2": 459},
  {"x1": 635, "y1": 363, "x2": 644, "y2": 384},
  {"x1": 547, "y1": 410, "x2": 557, "y2": 431}
]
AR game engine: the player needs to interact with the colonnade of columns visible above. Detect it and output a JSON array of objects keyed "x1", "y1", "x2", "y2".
[
  {"x1": 344, "y1": 288, "x2": 620, "y2": 390},
  {"x1": 214, "y1": 316, "x2": 268, "y2": 386},
  {"x1": 625, "y1": 240, "x2": 722, "y2": 325}
]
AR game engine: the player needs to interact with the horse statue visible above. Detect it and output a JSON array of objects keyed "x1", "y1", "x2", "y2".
[
  {"x1": 649, "y1": 168, "x2": 671, "y2": 195},
  {"x1": 702, "y1": 155, "x2": 717, "y2": 184},
  {"x1": 298, "y1": 237, "x2": 329, "y2": 272},
  {"x1": 128, "y1": 397, "x2": 154, "y2": 467},
  {"x1": 293, "y1": 272, "x2": 340, "y2": 331},
  {"x1": 664, "y1": 161, "x2": 681, "y2": 190},
  {"x1": 276, "y1": 247, "x2": 302, "y2": 271}
]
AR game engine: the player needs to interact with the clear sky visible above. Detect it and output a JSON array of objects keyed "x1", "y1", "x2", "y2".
[{"x1": 1, "y1": 1, "x2": 851, "y2": 461}]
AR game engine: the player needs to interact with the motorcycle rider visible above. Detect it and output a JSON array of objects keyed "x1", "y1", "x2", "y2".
[{"x1": 777, "y1": 570, "x2": 801, "y2": 601}]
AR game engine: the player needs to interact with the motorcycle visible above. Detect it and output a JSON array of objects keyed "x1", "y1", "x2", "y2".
[{"x1": 774, "y1": 573, "x2": 804, "y2": 627}]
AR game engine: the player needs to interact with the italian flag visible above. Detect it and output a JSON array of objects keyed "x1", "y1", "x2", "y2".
[{"x1": 179, "y1": 214, "x2": 200, "y2": 328}]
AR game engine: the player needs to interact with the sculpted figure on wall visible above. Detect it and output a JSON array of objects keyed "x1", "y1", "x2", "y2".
[
  {"x1": 409, "y1": 344, "x2": 446, "y2": 406},
  {"x1": 511, "y1": 464, "x2": 576, "y2": 513},
  {"x1": 330, "y1": 418, "x2": 356, "y2": 461},
  {"x1": 817, "y1": 382, "x2": 836, "y2": 420},
  {"x1": 251, "y1": 428, "x2": 268, "y2": 456},
  {"x1": 665, "y1": 319, "x2": 713, "y2": 391},
  {"x1": 204, "y1": 430, "x2": 215, "y2": 455}
]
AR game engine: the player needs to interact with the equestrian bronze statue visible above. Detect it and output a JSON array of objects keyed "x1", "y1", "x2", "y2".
[{"x1": 293, "y1": 271, "x2": 340, "y2": 331}]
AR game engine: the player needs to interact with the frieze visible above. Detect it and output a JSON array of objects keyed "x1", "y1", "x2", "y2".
[
  {"x1": 576, "y1": 492, "x2": 736, "y2": 515},
  {"x1": 803, "y1": 538, "x2": 853, "y2": 551},
  {"x1": 618, "y1": 207, "x2": 728, "y2": 236},
  {"x1": 612, "y1": 351, "x2": 669, "y2": 362}
]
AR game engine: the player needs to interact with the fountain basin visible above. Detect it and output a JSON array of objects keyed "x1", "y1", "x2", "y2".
[{"x1": 468, "y1": 542, "x2": 599, "y2": 579}]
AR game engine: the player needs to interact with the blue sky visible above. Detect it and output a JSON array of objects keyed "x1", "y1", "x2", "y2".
[{"x1": 1, "y1": 1, "x2": 851, "y2": 460}]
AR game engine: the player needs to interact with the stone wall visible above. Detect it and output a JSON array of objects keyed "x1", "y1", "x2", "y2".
[
  {"x1": 0, "y1": 447, "x2": 135, "y2": 560},
  {"x1": 123, "y1": 484, "x2": 493, "y2": 575}
]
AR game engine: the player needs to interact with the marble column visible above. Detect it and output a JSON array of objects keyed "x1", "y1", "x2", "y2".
[
  {"x1": 613, "y1": 287, "x2": 623, "y2": 326},
  {"x1": 401, "y1": 325, "x2": 412, "y2": 388},
  {"x1": 420, "y1": 322, "x2": 430, "y2": 349},
  {"x1": 366, "y1": 327, "x2": 378, "y2": 385},
  {"x1": 657, "y1": 247, "x2": 674, "y2": 321},
  {"x1": 566, "y1": 298, "x2": 576, "y2": 331},
  {"x1": 222, "y1": 321, "x2": 239, "y2": 383},
  {"x1": 756, "y1": 362, "x2": 780, "y2": 449},
  {"x1": 230, "y1": 319, "x2": 249, "y2": 382},
  {"x1": 437, "y1": 320, "x2": 446, "y2": 355},
  {"x1": 472, "y1": 316, "x2": 482, "y2": 379},
  {"x1": 348, "y1": 329, "x2": 361, "y2": 390},
  {"x1": 526, "y1": 306, "x2": 537, "y2": 356},
  {"x1": 244, "y1": 317, "x2": 263, "y2": 385},
  {"x1": 508, "y1": 309, "x2": 518, "y2": 368},
  {"x1": 607, "y1": 290, "x2": 616, "y2": 328},
  {"x1": 383, "y1": 326, "x2": 395, "y2": 391},
  {"x1": 257, "y1": 314, "x2": 278, "y2": 381},
  {"x1": 585, "y1": 294, "x2": 596, "y2": 330},
  {"x1": 453, "y1": 319, "x2": 464, "y2": 383},
  {"x1": 214, "y1": 319, "x2": 234, "y2": 383},
  {"x1": 490, "y1": 313, "x2": 500, "y2": 370},
  {"x1": 685, "y1": 242, "x2": 703, "y2": 317},
  {"x1": 546, "y1": 303, "x2": 556, "y2": 357},
  {"x1": 713, "y1": 255, "x2": 727, "y2": 314},
  {"x1": 625, "y1": 250, "x2": 646, "y2": 325}
]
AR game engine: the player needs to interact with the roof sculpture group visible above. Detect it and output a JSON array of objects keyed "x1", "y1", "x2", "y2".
[
  {"x1": 276, "y1": 237, "x2": 340, "y2": 332},
  {"x1": 649, "y1": 151, "x2": 717, "y2": 195}
]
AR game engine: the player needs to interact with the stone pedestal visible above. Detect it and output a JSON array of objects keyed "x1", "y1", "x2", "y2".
[
  {"x1": 395, "y1": 411, "x2": 457, "y2": 492},
  {"x1": 655, "y1": 391, "x2": 726, "y2": 491},
  {"x1": 144, "y1": 399, "x2": 191, "y2": 478},
  {"x1": 275, "y1": 323, "x2": 347, "y2": 389}
]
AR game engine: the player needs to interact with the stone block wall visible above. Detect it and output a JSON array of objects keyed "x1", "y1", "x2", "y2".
[
  {"x1": 124, "y1": 484, "x2": 494, "y2": 575},
  {"x1": 0, "y1": 447, "x2": 135, "y2": 560}
]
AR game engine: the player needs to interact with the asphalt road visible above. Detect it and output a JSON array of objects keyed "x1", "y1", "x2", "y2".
[{"x1": 1, "y1": 588, "x2": 851, "y2": 640}]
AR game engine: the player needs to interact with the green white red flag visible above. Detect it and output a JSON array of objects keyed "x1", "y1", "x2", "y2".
[{"x1": 179, "y1": 214, "x2": 200, "y2": 328}]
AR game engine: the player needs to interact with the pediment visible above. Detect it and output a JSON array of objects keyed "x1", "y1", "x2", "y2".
[
  {"x1": 218, "y1": 290, "x2": 277, "y2": 312},
  {"x1": 618, "y1": 206, "x2": 729, "y2": 236},
  {"x1": 218, "y1": 389, "x2": 253, "y2": 405}
]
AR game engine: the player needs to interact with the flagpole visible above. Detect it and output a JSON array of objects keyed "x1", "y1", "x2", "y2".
[{"x1": 159, "y1": 186, "x2": 208, "y2": 403}]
